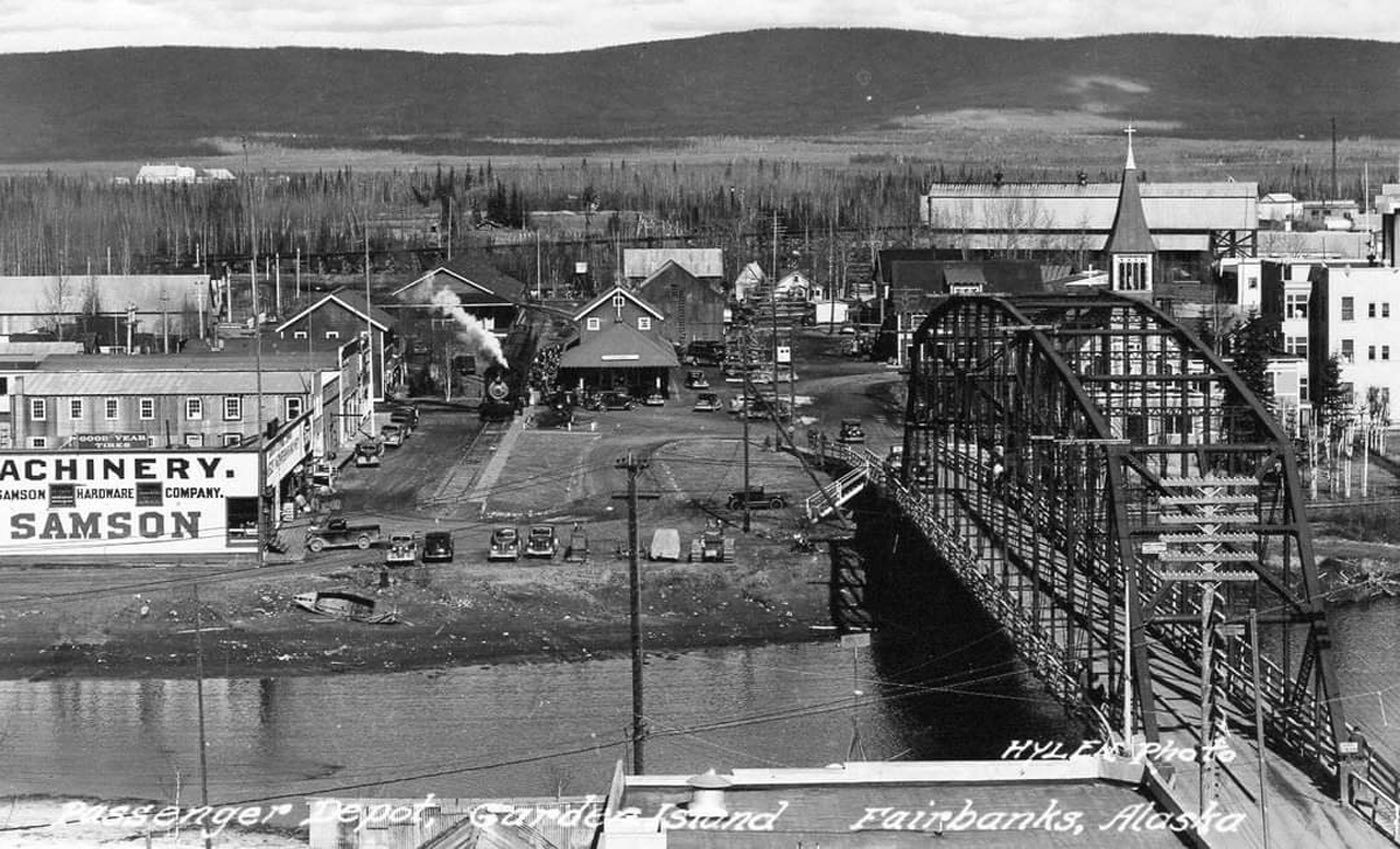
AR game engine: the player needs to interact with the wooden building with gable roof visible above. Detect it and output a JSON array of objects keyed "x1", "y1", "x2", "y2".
[{"x1": 558, "y1": 285, "x2": 679, "y2": 397}]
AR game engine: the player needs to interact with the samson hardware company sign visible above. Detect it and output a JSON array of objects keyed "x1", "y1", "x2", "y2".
[{"x1": 0, "y1": 451, "x2": 260, "y2": 556}]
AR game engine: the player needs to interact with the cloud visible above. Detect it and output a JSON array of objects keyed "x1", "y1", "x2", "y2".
[{"x1": 0, "y1": 0, "x2": 1396, "y2": 55}]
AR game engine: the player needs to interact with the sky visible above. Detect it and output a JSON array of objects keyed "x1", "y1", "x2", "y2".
[{"x1": 1, "y1": 0, "x2": 1396, "y2": 55}]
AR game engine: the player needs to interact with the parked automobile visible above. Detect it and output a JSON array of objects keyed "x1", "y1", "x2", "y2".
[
  {"x1": 488, "y1": 527, "x2": 521, "y2": 561},
  {"x1": 422, "y1": 531, "x2": 455, "y2": 563},
  {"x1": 642, "y1": 392, "x2": 665, "y2": 407},
  {"x1": 684, "y1": 370, "x2": 710, "y2": 390},
  {"x1": 597, "y1": 391, "x2": 636, "y2": 411},
  {"x1": 384, "y1": 533, "x2": 419, "y2": 565},
  {"x1": 727, "y1": 486, "x2": 790, "y2": 510},
  {"x1": 381, "y1": 400, "x2": 419, "y2": 432},
  {"x1": 683, "y1": 341, "x2": 726, "y2": 367},
  {"x1": 354, "y1": 439, "x2": 384, "y2": 467},
  {"x1": 525, "y1": 525, "x2": 559, "y2": 559},
  {"x1": 306, "y1": 518, "x2": 382, "y2": 553},
  {"x1": 837, "y1": 418, "x2": 866, "y2": 444},
  {"x1": 380, "y1": 423, "x2": 407, "y2": 447},
  {"x1": 693, "y1": 392, "x2": 723, "y2": 412}
]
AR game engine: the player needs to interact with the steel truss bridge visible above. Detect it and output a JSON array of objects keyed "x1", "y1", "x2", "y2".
[{"x1": 812, "y1": 291, "x2": 1400, "y2": 844}]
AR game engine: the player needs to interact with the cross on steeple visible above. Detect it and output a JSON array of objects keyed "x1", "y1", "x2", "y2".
[{"x1": 1124, "y1": 123, "x2": 1137, "y2": 171}]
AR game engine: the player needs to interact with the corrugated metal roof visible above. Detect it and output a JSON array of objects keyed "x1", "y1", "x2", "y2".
[
  {"x1": 22, "y1": 371, "x2": 318, "y2": 395},
  {"x1": 941, "y1": 233, "x2": 1208, "y2": 252},
  {"x1": 0, "y1": 275, "x2": 210, "y2": 315},
  {"x1": 624, "y1": 248, "x2": 724, "y2": 280},
  {"x1": 34, "y1": 353, "x2": 336, "y2": 372},
  {"x1": 924, "y1": 181, "x2": 1257, "y2": 198},
  {"x1": 922, "y1": 182, "x2": 1257, "y2": 232}
]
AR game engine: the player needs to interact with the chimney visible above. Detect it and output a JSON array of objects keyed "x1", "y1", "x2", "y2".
[{"x1": 685, "y1": 769, "x2": 732, "y2": 818}]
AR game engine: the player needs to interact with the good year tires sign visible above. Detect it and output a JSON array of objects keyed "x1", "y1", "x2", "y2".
[{"x1": 0, "y1": 451, "x2": 260, "y2": 557}]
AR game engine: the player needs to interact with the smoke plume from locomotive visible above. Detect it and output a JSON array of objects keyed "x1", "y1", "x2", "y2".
[{"x1": 431, "y1": 288, "x2": 508, "y2": 367}]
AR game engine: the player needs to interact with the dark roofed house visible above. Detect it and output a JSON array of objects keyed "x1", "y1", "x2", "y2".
[
  {"x1": 559, "y1": 286, "x2": 678, "y2": 397},
  {"x1": 634, "y1": 260, "x2": 727, "y2": 345},
  {"x1": 389, "y1": 260, "x2": 527, "y2": 337},
  {"x1": 874, "y1": 254, "x2": 1046, "y2": 364},
  {"x1": 272, "y1": 287, "x2": 401, "y2": 401}
]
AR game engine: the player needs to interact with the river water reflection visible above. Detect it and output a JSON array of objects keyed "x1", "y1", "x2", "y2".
[{"x1": 2, "y1": 599, "x2": 1396, "y2": 808}]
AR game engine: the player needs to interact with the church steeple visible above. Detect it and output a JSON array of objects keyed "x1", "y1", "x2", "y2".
[{"x1": 1105, "y1": 124, "x2": 1156, "y2": 293}]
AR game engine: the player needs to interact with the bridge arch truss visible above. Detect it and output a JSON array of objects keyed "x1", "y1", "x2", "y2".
[{"x1": 900, "y1": 291, "x2": 1350, "y2": 781}]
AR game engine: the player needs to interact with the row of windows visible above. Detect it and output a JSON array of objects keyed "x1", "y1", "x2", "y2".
[
  {"x1": 28, "y1": 432, "x2": 244, "y2": 450},
  {"x1": 1340, "y1": 298, "x2": 1393, "y2": 321},
  {"x1": 585, "y1": 316, "x2": 652, "y2": 332},
  {"x1": 29, "y1": 396, "x2": 304, "y2": 422},
  {"x1": 1340, "y1": 340, "x2": 1394, "y2": 362}
]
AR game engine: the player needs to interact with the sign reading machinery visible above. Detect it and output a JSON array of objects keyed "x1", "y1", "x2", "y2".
[{"x1": 0, "y1": 451, "x2": 260, "y2": 556}]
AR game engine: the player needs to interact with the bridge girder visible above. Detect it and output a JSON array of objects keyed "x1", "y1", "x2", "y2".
[{"x1": 901, "y1": 290, "x2": 1348, "y2": 782}]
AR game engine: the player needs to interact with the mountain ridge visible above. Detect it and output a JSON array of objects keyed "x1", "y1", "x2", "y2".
[{"x1": 1, "y1": 29, "x2": 1397, "y2": 162}]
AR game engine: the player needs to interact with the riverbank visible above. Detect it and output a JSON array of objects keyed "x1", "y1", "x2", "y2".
[{"x1": 0, "y1": 519, "x2": 831, "y2": 680}]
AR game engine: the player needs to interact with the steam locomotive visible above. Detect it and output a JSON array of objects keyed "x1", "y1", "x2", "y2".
[{"x1": 479, "y1": 363, "x2": 518, "y2": 423}]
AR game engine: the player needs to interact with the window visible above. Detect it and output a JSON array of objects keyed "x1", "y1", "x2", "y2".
[
  {"x1": 139, "y1": 398, "x2": 155, "y2": 420},
  {"x1": 222, "y1": 433, "x2": 243, "y2": 447},
  {"x1": 28, "y1": 436, "x2": 47, "y2": 449},
  {"x1": 324, "y1": 330, "x2": 340, "y2": 340},
  {"x1": 223, "y1": 396, "x2": 243, "y2": 421},
  {"x1": 1342, "y1": 296, "x2": 1355, "y2": 321},
  {"x1": 184, "y1": 433, "x2": 204, "y2": 447},
  {"x1": 49, "y1": 484, "x2": 75, "y2": 508},
  {"x1": 285, "y1": 396, "x2": 304, "y2": 420},
  {"x1": 1113, "y1": 255, "x2": 1150, "y2": 292},
  {"x1": 1342, "y1": 339, "x2": 1355, "y2": 363},
  {"x1": 104, "y1": 397, "x2": 119, "y2": 420},
  {"x1": 1285, "y1": 293, "x2": 1309, "y2": 319},
  {"x1": 135, "y1": 482, "x2": 162, "y2": 507},
  {"x1": 1385, "y1": 346, "x2": 1392, "y2": 361},
  {"x1": 0, "y1": 377, "x2": 8, "y2": 394},
  {"x1": 1369, "y1": 345, "x2": 1377, "y2": 361},
  {"x1": 29, "y1": 398, "x2": 46, "y2": 421},
  {"x1": 185, "y1": 398, "x2": 203, "y2": 420},
  {"x1": 586, "y1": 317, "x2": 601, "y2": 331},
  {"x1": 1285, "y1": 336, "x2": 1308, "y2": 359},
  {"x1": 1300, "y1": 376, "x2": 1310, "y2": 399},
  {"x1": 69, "y1": 399, "x2": 83, "y2": 420},
  {"x1": 637, "y1": 317, "x2": 652, "y2": 331},
  {"x1": 1369, "y1": 303, "x2": 1377, "y2": 318},
  {"x1": 1386, "y1": 303, "x2": 1393, "y2": 319},
  {"x1": 293, "y1": 330, "x2": 308, "y2": 340}
]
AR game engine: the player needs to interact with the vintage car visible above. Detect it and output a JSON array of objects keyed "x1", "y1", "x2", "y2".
[
  {"x1": 684, "y1": 370, "x2": 710, "y2": 390},
  {"x1": 693, "y1": 392, "x2": 723, "y2": 412},
  {"x1": 384, "y1": 533, "x2": 419, "y2": 565},
  {"x1": 422, "y1": 530, "x2": 455, "y2": 563},
  {"x1": 642, "y1": 392, "x2": 666, "y2": 407},
  {"x1": 837, "y1": 418, "x2": 866, "y2": 444},
  {"x1": 525, "y1": 525, "x2": 558, "y2": 559},
  {"x1": 380, "y1": 423, "x2": 407, "y2": 447},
  {"x1": 727, "y1": 486, "x2": 789, "y2": 511},
  {"x1": 488, "y1": 527, "x2": 521, "y2": 561}
]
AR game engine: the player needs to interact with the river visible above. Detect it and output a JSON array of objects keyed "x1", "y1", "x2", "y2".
[{"x1": 2, "y1": 598, "x2": 1396, "y2": 811}]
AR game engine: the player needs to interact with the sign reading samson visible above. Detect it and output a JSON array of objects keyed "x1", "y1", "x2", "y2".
[{"x1": 0, "y1": 451, "x2": 260, "y2": 557}]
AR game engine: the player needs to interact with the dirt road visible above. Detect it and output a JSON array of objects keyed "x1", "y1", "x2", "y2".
[{"x1": 0, "y1": 331, "x2": 901, "y2": 680}]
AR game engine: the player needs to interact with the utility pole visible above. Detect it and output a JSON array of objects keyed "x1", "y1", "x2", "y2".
[
  {"x1": 614, "y1": 452, "x2": 658, "y2": 773},
  {"x1": 1331, "y1": 117, "x2": 1338, "y2": 203},
  {"x1": 741, "y1": 327, "x2": 752, "y2": 533}
]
